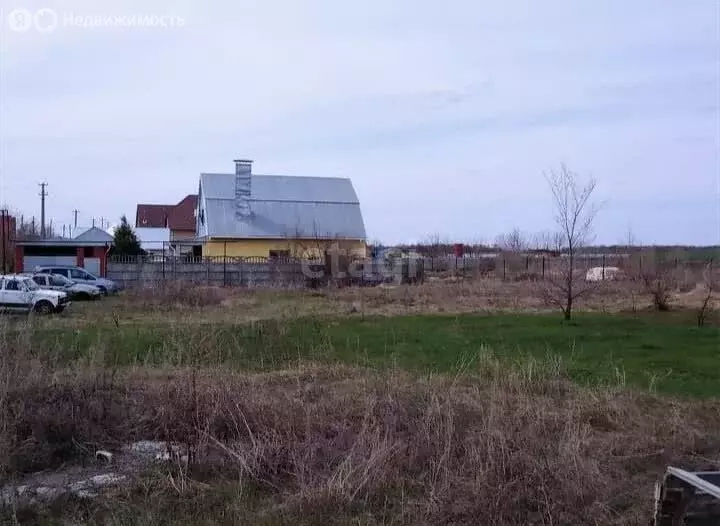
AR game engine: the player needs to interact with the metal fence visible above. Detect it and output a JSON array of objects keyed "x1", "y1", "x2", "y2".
[
  {"x1": 421, "y1": 253, "x2": 712, "y2": 279},
  {"x1": 107, "y1": 253, "x2": 712, "y2": 289},
  {"x1": 107, "y1": 255, "x2": 424, "y2": 289}
]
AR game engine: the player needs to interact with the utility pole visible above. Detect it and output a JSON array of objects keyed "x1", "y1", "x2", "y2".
[
  {"x1": 39, "y1": 182, "x2": 48, "y2": 238},
  {"x1": 73, "y1": 209, "x2": 79, "y2": 229}
]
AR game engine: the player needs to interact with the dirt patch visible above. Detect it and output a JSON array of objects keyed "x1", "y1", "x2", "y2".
[
  {"x1": 672, "y1": 283, "x2": 720, "y2": 308},
  {"x1": 1, "y1": 440, "x2": 187, "y2": 507}
]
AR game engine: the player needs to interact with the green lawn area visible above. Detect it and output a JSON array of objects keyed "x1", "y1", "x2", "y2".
[{"x1": 24, "y1": 312, "x2": 720, "y2": 397}]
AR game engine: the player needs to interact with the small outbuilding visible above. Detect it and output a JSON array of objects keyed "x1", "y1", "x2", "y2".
[{"x1": 14, "y1": 227, "x2": 113, "y2": 276}]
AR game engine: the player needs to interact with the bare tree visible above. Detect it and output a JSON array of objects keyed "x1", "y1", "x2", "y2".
[
  {"x1": 624, "y1": 226, "x2": 638, "y2": 251},
  {"x1": 422, "y1": 233, "x2": 449, "y2": 258},
  {"x1": 531, "y1": 230, "x2": 564, "y2": 254},
  {"x1": 16, "y1": 215, "x2": 57, "y2": 240},
  {"x1": 495, "y1": 227, "x2": 529, "y2": 253},
  {"x1": 622, "y1": 226, "x2": 642, "y2": 311},
  {"x1": 542, "y1": 165, "x2": 599, "y2": 320},
  {"x1": 697, "y1": 261, "x2": 717, "y2": 327}
]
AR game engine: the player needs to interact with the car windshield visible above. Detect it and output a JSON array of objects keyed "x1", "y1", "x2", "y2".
[{"x1": 22, "y1": 278, "x2": 39, "y2": 291}]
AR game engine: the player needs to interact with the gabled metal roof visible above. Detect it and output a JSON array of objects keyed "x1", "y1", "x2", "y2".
[
  {"x1": 73, "y1": 227, "x2": 114, "y2": 243},
  {"x1": 199, "y1": 173, "x2": 366, "y2": 240},
  {"x1": 203, "y1": 199, "x2": 366, "y2": 239},
  {"x1": 200, "y1": 174, "x2": 360, "y2": 203}
]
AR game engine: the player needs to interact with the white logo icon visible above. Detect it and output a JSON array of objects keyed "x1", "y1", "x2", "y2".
[
  {"x1": 6, "y1": 7, "x2": 58, "y2": 33},
  {"x1": 7, "y1": 8, "x2": 33, "y2": 32},
  {"x1": 34, "y1": 8, "x2": 57, "y2": 32}
]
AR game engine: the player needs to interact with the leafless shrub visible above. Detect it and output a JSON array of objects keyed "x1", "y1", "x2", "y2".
[
  {"x1": 495, "y1": 227, "x2": 530, "y2": 252},
  {"x1": 532, "y1": 230, "x2": 564, "y2": 253},
  {"x1": 639, "y1": 270, "x2": 675, "y2": 311},
  {"x1": 625, "y1": 252, "x2": 693, "y2": 312}
]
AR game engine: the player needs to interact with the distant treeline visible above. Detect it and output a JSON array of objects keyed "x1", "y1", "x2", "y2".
[{"x1": 371, "y1": 243, "x2": 719, "y2": 261}]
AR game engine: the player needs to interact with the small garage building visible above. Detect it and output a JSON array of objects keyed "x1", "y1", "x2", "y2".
[{"x1": 14, "y1": 227, "x2": 113, "y2": 276}]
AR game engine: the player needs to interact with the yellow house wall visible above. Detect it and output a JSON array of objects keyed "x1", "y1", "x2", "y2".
[{"x1": 203, "y1": 239, "x2": 367, "y2": 258}]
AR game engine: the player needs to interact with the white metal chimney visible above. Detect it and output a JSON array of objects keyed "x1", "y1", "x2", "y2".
[{"x1": 234, "y1": 159, "x2": 253, "y2": 219}]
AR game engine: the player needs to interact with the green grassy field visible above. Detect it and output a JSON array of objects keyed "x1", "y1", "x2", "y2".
[{"x1": 22, "y1": 311, "x2": 720, "y2": 397}]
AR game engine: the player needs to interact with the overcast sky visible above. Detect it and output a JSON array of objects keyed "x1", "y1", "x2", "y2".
[{"x1": 1, "y1": 0, "x2": 718, "y2": 245}]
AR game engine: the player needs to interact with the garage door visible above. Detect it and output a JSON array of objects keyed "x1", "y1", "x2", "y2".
[
  {"x1": 23, "y1": 255, "x2": 77, "y2": 272},
  {"x1": 84, "y1": 258, "x2": 100, "y2": 275}
]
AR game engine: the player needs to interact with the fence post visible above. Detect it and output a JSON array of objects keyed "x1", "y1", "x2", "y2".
[
  {"x1": 223, "y1": 242, "x2": 227, "y2": 286},
  {"x1": 162, "y1": 243, "x2": 165, "y2": 280},
  {"x1": 542, "y1": 256, "x2": 545, "y2": 278},
  {"x1": 602, "y1": 254, "x2": 605, "y2": 280}
]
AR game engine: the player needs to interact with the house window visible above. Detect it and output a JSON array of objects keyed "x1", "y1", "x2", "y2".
[{"x1": 269, "y1": 250, "x2": 290, "y2": 259}]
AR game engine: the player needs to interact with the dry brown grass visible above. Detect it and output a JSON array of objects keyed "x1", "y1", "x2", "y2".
[
  {"x1": 328, "y1": 277, "x2": 660, "y2": 317},
  {"x1": 2, "y1": 333, "x2": 720, "y2": 524},
  {"x1": 122, "y1": 281, "x2": 232, "y2": 309},
  {"x1": 30, "y1": 276, "x2": 717, "y2": 332}
]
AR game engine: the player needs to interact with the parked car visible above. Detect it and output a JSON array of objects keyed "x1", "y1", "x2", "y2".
[
  {"x1": 30, "y1": 273, "x2": 102, "y2": 301},
  {"x1": 33, "y1": 265, "x2": 119, "y2": 295},
  {"x1": 0, "y1": 274, "x2": 70, "y2": 314}
]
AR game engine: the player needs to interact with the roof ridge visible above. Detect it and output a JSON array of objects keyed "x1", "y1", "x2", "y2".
[
  {"x1": 206, "y1": 198, "x2": 360, "y2": 204},
  {"x1": 201, "y1": 173, "x2": 350, "y2": 180}
]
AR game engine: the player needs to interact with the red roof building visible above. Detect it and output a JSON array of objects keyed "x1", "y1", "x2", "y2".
[{"x1": 135, "y1": 195, "x2": 198, "y2": 241}]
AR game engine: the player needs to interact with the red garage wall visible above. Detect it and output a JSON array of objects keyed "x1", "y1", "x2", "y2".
[
  {"x1": 1, "y1": 212, "x2": 16, "y2": 273},
  {"x1": 14, "y1": 244, "x2": 109, "y2": 276},
  {"x1": 14, "y1": 246, "x2": 23, "y2": 273}
]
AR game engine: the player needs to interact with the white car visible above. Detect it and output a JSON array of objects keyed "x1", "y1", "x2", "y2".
[
  {"x1": 30, "y1": 273, "x2": 102, "y2": 301},
  {"x1": 0, "y1": 274, "x2": 70, "y2": 314}
]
